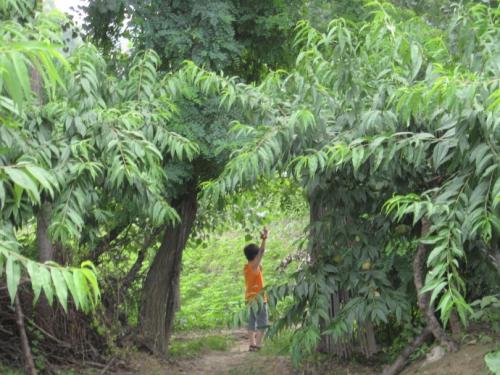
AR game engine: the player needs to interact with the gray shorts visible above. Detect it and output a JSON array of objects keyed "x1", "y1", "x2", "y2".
[{"x1": 248, "y1": 302, "x2": 268, "y2": 331}]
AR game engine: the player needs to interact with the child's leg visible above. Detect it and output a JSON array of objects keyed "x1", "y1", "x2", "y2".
[
  {"x1": 248, "y1": 304, "x2": 257, "y2": 347},
  {"x1": 249, "y1": 330, "x2": 257, "y2": 346},
  {"x1": 255, "y1": 330, "x2": 265, "y2": 347},
  {"x1": 255, "y1": 302, "x2": 269, "y2": 347}
]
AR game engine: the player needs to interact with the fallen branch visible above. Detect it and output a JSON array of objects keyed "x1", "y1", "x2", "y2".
[
  {"x1": 99, "y1": 356, "x2": 116, "y2": 375},
  {"x1": 25, "y1": 316, "x2": 72, "y2": 348}
]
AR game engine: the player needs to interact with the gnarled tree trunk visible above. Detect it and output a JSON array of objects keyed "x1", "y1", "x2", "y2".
[
  {"x1": 414, "y1": 219, "x2": 458, "y2": 353},
  {"x1": 138, "y1": 188, "x2": 198, "y2": 356},
  {"x1": 384, "y1": 218, "x2": 459, "y2": 375}
]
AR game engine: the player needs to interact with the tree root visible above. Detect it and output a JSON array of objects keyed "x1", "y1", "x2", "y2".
[{"x1": 382, "y1": 326, "x2": 432, "y2": 375}]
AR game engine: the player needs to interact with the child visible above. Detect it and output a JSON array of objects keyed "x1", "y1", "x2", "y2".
[{"x1": 243, "y1": 227, "x2": 269, "y2": 352}]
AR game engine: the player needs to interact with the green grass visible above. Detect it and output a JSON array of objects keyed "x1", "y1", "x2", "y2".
[
  {"x1": 175, "y1": 218, "x2": 305, "y2": 331},
  {"x1": 0, "y1": 364, "x2": 24, "y2": 375},
  {"x1": 260, "y1": 329, "x2": 294, "y2": 356},
  {"x1": 168, "y1": 335, "x2": 234, "y2": 359}
]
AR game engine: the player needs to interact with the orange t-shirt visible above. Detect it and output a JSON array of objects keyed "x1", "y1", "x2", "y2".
[{"x1": 244, "y1": 263, "x2": 267, "y2": 302}]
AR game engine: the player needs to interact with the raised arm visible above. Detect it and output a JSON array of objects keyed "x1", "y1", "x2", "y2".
[{"x1": 251, "y1": 227, "x2": 268, "y2": 271}]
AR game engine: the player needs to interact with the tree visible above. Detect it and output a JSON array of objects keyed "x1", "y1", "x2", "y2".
[
  {"x1": 178, "y1": 1, "x2": 499, "y2": 372},
  {"x1": 0, "y1": 0, "x2": 101, "y2": 315},
  {"x1": 1, "y1": 1, "x2": 200, "y2": 367},
  {"x1": 81, "y1": 0, "x2": 304, "y2": 356}
]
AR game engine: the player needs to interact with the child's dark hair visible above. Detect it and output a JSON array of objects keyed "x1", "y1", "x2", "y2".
[{"x1": 244, "y1": 243, "x2": 260, "y2": 261}]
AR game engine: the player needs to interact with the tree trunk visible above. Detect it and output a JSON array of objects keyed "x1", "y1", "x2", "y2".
[
  {"x1": 414, "y1": 219, "x2": 458, "y2": 353},
  {"x1": 309, "y1": 190, "x2": 356, "y2": 358},
  {"x1": 138, "y1": 189, "x2": 198, "y2": 356},
  {"x1": 359, "y1": 320, "x2": 378, "y2": 358},
  {"x1": 37, "y1": 201, "x2": 54, "y2": 262},
  {"x1": 36, "y1": 201, "x2": 55, "y2": 334},
  {"x1": 449, "y1": 310, "x2": 461, "y2": 338}
]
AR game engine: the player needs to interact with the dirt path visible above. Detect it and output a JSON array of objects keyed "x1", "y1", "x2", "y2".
[
  {"x1": 167, "y1": 330, "x2": 293, "y2": 375},
  {"x1": 110, "y1": 330, "x2": 294, "y2": 375}
]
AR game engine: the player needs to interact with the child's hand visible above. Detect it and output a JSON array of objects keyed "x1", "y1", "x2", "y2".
[{"x1": 260, "y1": 227, "x2": 269, "y2": 240}]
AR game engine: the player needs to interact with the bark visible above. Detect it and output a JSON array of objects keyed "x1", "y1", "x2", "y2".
[
  {"x1": 90, "y1": 224, "x2": 129, "y2": 265},
  {"x1": 15, "y1": 295, "x2": 38, "y2": 375},
  {"x1": 37, "y1": 201, "x2": 53, "y2": 262},
  {"x1": 122, "y1": 230, "x2": 159, "y2": 291},
  {"x1": 449, "y1": 310, "x2": 461, "y2": 338},
  {"x1": 36, "y1": 202, "x2": 55, "y2": 334},
  {"x1": 359, "y1": 321, "x2": 378, "y2": 358},
  {"x1": 414, "y1": 219, "x2": 458, "y2": 353},
  {"x1": 138, "y1": 189, "x2": 198, "y2": 356},
  {"x1": 382, "y1": 326, "x2": 432, "y2": 375}
]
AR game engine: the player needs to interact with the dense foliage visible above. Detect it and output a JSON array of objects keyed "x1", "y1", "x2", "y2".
[
  {"x1": 1, "y1": 0, "x2": 499, "y2": 374},
  {"x1": 0, "y1": 2, "x2": 102, "y2": 312},
  {"x1": 83, "y1": 0, "x2": 303, "y2": 80},
  {"x1": 178, "y1": 0, "x2": 500, "y2": 364}
]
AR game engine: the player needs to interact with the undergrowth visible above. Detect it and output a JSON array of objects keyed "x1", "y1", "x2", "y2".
[{"x1": 168, "y1": 335, "x2": 234, "y2": 359}]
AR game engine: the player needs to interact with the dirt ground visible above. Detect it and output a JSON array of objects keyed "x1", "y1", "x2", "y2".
[
  {"x1": 106, "y1": 330, "x2": 294, "y2": 375},
  {"x1": 401, "y1": 340, "x2": 497, "y2": 375},
  {"x1": 85, "y1": 330, "x2": 497, "y2": 375}
]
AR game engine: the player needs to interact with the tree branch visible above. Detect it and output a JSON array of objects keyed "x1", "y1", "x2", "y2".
[
  {"x1": 15, "y1": 295, "x2": 38, "y2": 375},
  {"x1": 122, "y1": 228, "x2": 161, "y2": 290}
]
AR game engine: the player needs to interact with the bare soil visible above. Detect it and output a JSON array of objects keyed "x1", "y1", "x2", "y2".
[{"x1": 401, "y1": 340, "x2": 497, "y2": 375}]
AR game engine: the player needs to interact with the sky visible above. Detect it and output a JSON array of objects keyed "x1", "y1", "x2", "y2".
[
  {"x1": 51, "y1": 0, "x2": 130, "y2": 51},
  {"x1": 52, "y1": 0, "x2": 87, "y2": 24}
]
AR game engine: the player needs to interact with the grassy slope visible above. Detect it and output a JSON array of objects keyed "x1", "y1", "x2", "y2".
[{"x1": 175, "y1": 218, "x2": 305, "y2": 331}]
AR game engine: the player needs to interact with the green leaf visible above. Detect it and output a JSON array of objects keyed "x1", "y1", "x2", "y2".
[
  {"x1": 0, "y1": 182, "x2": 5, "y2": 208},
  {"x1": 73, "y1": 270, "x2": 88, "y2": 311},
  {"x1": 26, "y1": 261, "x2": 43, "y2": 304},
  {"x1": 62, "y1": 269, "x2": 79, "y2": 310},
  {"x1": 4, "y1": 167, "x2": 40, "y2": 203},
  {"x1": 430, "y1": 281, "x2": 447, "y2": 305},
  {"x1": 484, "y1": 351, "x2": 500, "y2": 374},
  {"x1": 427, "y1": 244, "x2": 446, "y2": 265},
  {"x1": 25, "y1": 165, "x2": 56, "y2": 197},
  {"x1": 352, "y1": 147, "x2": 365, "y2": 171},
  {"x1": 6, "y1": 256, "x2": 21, "y2": 303},
  {"x1": 51, "y1": 268, "x2": 68, "y2": 312},
  {"x1": 81, "y1": 267, "x2": 100, "y2": 304},
  {"x1": 432, "y1": 142, "x2": 451, "y2": 170},
  {"x1": 410, "y1": 42, "x2": 422, "y2": 80},
  {"x1": 39, "y1": 266, "x2": 54, "y2": 305}
]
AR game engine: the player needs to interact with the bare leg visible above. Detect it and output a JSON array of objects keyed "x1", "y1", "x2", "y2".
[
  {"x1": 249, "y1": 330, "x2": 257, "y2": 347},
  {"x1": 255, "y1": 330, "x2": 265, "y2": 347}
]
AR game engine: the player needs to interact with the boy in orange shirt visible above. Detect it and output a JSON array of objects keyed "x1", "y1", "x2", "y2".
[{"x1": 243, "y1": 227, "x2": 269, "y2": 352}]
